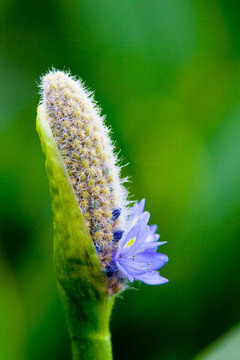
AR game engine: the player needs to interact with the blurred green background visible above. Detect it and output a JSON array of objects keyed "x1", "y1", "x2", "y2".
[{"x1": 0, "y1": 0, "x2": 240, "y2": 359}]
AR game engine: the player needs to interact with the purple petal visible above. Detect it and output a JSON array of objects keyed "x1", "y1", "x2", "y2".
[
  {"x1": 117, "y1": 258, "x2": 150, "y2": 276},
  {"x1": 131, "y1": 199, "x2": 145, "y2": 218},
  {"x1": 121, "y1": 225, "x2": 150, "y2": 256},
  {"x1": 149, "y1": 225, "x2": 157, "y2": 234},
  {"x1": 135, "y1": 271, "x2": 169, "y2": 285},
  {"x1": 144, "y1": 231, "x2": 160, "y2": 243},
  {"x1": 128, "y1": 199, "x2": 146, "y2": 228},
  {"x1": 118, "y1": 225, "x2": 141, "y2": 252},
  {"x1": 134, "y1": 251, "x2": 168, "y2": 270},
  {"x1": 116, "y1": 260, "x2": 134, "y2": 282},
  {"x1": 118, "y1": 251, "x2": 168, "y2": 277},
  {"x1": 139, "y1": 211, "x2": 150, "y2": 225},
  {"x1": 115, "y1": 198, "x2": 169, "y2": 286},
  {"x1": 140, "y1": 241, "x2": 167, "y2": 250}
]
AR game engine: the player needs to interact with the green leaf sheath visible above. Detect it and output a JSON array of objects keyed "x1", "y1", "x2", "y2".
[
  {"x1": 194, "y1": 324, "x2": 240, "y2": 360},
  {"x1": 36, "y1": 105, "x2": 114, "y2": 360}
]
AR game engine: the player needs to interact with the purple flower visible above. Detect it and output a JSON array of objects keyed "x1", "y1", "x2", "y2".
[
  {"x1": 127, "y1": 199, "x2": 150, "y2": 229},
  {"x1": 115, "y1": 200, "x2": 168, "y2": 285}
]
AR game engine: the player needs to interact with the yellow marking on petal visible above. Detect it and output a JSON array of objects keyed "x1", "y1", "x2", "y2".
[{"x1": 123, "y1": 237, "x2": 136, "y2": 248}]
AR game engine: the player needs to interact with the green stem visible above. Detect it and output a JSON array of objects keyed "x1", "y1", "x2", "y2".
[
  {"x1": 59, "y1": 285, "x2": 114, "y2": 360},
  {"x1": 71, "y1": 336, "x2": 112, "y2": 360}
]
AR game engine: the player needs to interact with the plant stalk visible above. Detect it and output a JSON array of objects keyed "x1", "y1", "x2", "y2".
[{"x1": 59, "y1": 285, "x2": 114, "y2": 360}]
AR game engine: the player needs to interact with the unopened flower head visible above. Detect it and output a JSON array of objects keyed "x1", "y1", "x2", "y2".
[{"x1": 40, "y1": 70, "x2": 168, "y2": 294}]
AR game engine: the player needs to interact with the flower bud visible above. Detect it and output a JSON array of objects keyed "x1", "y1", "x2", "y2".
[{"x1": 39, "y1": 70, "x2": 129, "y2": 294}]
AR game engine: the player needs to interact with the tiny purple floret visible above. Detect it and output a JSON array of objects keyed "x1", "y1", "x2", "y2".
[
  {"x1": 113, "y1": 230, "x2": 124, "y2": 242},
  {"x1": 112, "y1": 208, "x2": 121, "y2": 220},
  {"x1": 114, "y1": 199, "x2": 168, "y2": 285}
]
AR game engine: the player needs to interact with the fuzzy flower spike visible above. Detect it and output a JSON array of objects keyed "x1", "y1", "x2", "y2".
[
  {"x1": 37, "y1": 69, "x2": 168, "y2": 360},
  {"x1": 39, "y1": 70, "x2": 168, "y2": 293},
  {"x1": 40, "y1": 70, "x2": 130, "y2": 294}
]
